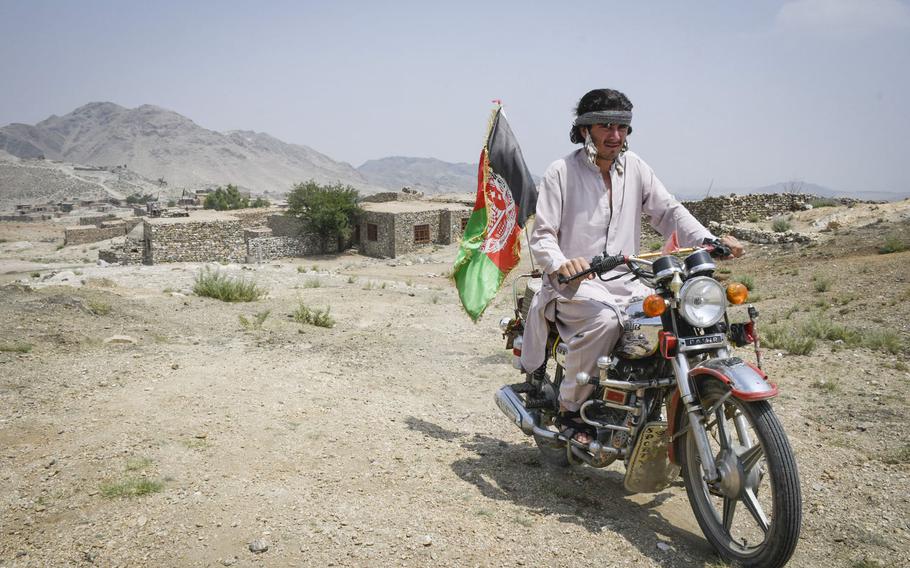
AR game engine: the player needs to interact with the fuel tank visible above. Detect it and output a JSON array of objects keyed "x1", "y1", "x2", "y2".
[{"x1": 615, "y1": 299, "x2": 662, "y2": 359}]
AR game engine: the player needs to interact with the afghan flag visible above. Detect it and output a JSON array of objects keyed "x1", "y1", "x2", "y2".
[{"x1": 453, "y1": 104, "x2": 537, "y2": 321}]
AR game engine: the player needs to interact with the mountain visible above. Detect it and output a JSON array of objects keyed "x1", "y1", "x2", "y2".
[
  {"x1": 357, "y1": 156, "x2": 478, "y2": 195},
  {"x1": 0, "y1": 102, "x2": 384, "y2": 196}
]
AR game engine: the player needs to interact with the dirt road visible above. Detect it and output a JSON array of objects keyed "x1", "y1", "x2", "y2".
[{"x1": 1, "y1": 206, "x2": 909, "y2": 567}]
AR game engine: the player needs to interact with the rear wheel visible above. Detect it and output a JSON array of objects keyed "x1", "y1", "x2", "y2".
[
  {"x1": 681, "y1": 380, "x2": 801, "y2": 568},
  {"x1": 532, "y1": 412, "x2": 570, "y2": 467}
]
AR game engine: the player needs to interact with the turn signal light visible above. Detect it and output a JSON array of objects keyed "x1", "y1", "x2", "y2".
[
  {"x1": 726, "y1": 282, "x2": 749, "y2": 305},
  {"x1": 643, "y1": 294, "x2": 667, "y2": 317}
]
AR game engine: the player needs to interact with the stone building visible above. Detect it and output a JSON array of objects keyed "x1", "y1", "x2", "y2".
[{"x1": 357, "y1": 200, "x2": 472, "y2": 259}]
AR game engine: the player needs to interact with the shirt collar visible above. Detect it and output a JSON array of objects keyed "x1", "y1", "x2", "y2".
[{"x1": 575, "y1": 148, "x2": 626, "y2": 176}]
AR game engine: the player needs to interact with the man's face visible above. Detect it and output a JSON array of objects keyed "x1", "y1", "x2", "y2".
[{"x1": 587, "y1": 123, "x2": 629, "y2": 163}]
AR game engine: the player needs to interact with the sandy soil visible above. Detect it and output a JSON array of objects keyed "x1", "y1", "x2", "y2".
[{"x1": 1, "y1": 203, "x2": 909, "y2": 567}]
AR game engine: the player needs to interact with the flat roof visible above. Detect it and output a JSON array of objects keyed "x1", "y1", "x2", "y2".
[
  {"x1": 360, "y1": 201, "x2": 471, "y2": 214},
  {"x1": 145, "y1": 210, "x2": 239, "y2": 225}
]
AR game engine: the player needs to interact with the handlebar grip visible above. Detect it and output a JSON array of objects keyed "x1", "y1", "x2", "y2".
[{"x1": 556, "y1": 254, "x2": 626, "y2": 284}]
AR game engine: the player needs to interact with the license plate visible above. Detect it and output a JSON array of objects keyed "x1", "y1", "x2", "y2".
[{"x1": 679, "y1": 333, "x2": 726, "y2": 350}]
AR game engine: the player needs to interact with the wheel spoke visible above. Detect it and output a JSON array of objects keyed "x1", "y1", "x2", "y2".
[
  {"x1": 739, "y1": 442, "x2": 764, "y2": 475},
  {"x1": 733, "y1": 412, "x2": 753, "y2": 448},
  {"x1": 742, "y1": 488, "x2": 770, "y2": 534},
  {"x1": 715, "y1": 407, "x2": 733, "y2": 450},
  {"x1": 722, "y1": 496, "x2": 737, "y2": 532}
]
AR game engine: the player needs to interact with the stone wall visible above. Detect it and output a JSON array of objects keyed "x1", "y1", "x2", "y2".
[
  {"x1": 246, "y1": 235, "x2": 327, "y2": 261},
  {"x1": 64, "y1": 221, "x2": 126, "y2": 245},
  {"x1": 266, "y1": 214, "x2": 306, "y2": 237},
  {"x1": 231, "y1": 207, "x2": 285, "y2": 229},
  {"x1": 146, "y1": 219, "x2": 246, "y2": 263},
  {"x1": 359, "y1": 212, "x2": 396, "y2": 258},
  {"x1": 440, "y1": 209, "x2": 472, "y2": 245},
  {"x1": 638, "y1": 193, "x2": 835, "y2": 249},
  {"x1": 391, "y1": 210, "x2": 445, "y2": 257},
  {"x1": 682, "y1": 193, "x2": 812, "y2": 225},
  {"x1": 79, "y1": 214, "x2": 118, "y2": 226}
]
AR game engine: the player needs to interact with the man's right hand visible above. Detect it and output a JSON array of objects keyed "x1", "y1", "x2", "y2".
[{"x1": 555, "y1": 257, "x2": 594, "y2": 282}]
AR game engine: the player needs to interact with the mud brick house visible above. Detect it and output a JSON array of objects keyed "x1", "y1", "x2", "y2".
[{"x1": 357, "y1": 200, "x2": 472, "y2": 258}]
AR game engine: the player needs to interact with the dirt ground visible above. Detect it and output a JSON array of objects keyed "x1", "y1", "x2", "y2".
[{"x1": 1, "y1": 201, "x2": 909, "y2": 567}]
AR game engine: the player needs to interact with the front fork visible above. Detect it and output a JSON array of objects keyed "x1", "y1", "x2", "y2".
[{"x1": 672, "y1": 352, "x2": 720, "y2": 482}]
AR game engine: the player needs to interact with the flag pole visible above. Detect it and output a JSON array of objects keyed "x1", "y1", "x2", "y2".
[{"x1": 524, "y1": 224, "x2": 537, "y2": 273}]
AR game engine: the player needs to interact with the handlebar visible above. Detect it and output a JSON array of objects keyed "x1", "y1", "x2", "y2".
[{"x1": 555, "y1": 239, "x2": 733, "y2": 285}]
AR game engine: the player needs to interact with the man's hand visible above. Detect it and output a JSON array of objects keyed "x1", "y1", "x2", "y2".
[
  {"x1": 720, "y1": 235, "x2": 745, "y2": 258},
  {"x1": 556, "y1": 257, "x2": 594, "y2": 282}
]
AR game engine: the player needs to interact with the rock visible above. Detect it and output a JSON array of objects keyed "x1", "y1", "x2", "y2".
[
  {"x1": 104, "y1": 335, "x2": 137, "y2": 345},
  {"x1": 96, "y1": 259, "x2": 109, "y2": 267},
  {"x1": 249, "y1": 538, "x2": 270, "y2": 553},
  {"x1": 221, "y1": 557, "x2": 237, "y2": 566},
  {"x1": 656, "y1": 542, "x2": 672, "y2": 552},
  {"x1": 420, "y1": 535, "x2": 433, "y2": 547}
]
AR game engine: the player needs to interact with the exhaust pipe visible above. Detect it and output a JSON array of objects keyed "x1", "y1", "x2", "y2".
[{"x1": 494, "y1": 386, "x2": 557, "y2": 440}]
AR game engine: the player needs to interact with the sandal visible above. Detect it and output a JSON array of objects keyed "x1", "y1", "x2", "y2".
[{"x1": 556, "y1": 411, "x2": 595, "y2": 445}]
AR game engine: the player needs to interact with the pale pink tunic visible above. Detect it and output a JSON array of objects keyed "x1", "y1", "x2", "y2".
[{"x1": 519, "y1": 149, "x2": 714, "y2": 409}]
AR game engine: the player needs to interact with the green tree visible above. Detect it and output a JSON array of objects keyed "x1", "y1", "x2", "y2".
[
  {"x1": 251, "y1": 196, "x2": 270, "y2": 208},
  {"x1": 203, "y1": 184, "x2": 249, "y2": 211},
  {"x1": 287, "y1": 180, "x2": 362, "y2": 253}
]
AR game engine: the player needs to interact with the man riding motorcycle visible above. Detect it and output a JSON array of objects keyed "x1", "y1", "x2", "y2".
[{"x1": 519, "y1": 88, "x2": 744, "y2": 443}]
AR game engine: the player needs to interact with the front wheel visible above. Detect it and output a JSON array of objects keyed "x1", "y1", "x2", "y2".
[{"x1": 681, "y1": 380, "x2": 801, "y2": 567}]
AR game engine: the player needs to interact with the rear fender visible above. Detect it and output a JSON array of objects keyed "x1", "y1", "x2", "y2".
[{"x1": 667, "y1": 357, "x2": 777, "y2": 465}]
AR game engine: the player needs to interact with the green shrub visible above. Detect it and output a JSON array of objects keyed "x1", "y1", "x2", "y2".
[
  {"x1": 87, "y1": 299, "x2": 111, "y2": 315},
  {"x1": 203, "y1": 184, "x2": 250, "y2": 210},
  {"x1": 193, "y1": 268, "x2": 265, "y2": 302},
  {"x1": 863, "y1": 329, "x2": 903, "y2": 354},
  {"x1": 239, "y1": 310, "x2": 271, "y2": 330},
  {"x1": 303, "y1": 278, "x2": 321, "y2": 288},
  {"x1": 100, "y1": 477, "x2": 164, "y2": 498},
  {"x1": 812, "y1": 274, "x2": 833, "y2": 293},
  {"x1": 292, "y1": 302, "x2": 334, "y2": 328},
  {"x1": 810, "y1": 378, "x2": 838, "y2": 393},
  {"x1": 808, "y1": 197, "x2": 838, "y2": 208},
  {"x1": 0, "y1": 342, "x2": 33, "y2": 353},
  {"x1": 747, "y1": 213, "x2": 761, "y2": 223},
  {"x1": 878, "y1": 234, "x2": 907, "y2": 254},
  {"x1": 733, "y1": 275, "x2": 755, "y2": 291},
  {"x1": 760, "y1": 325, "x2": 816, "y2": 355},
  {"x1": 772, "y1": 217, "x2": 791, "y2": 233},
  {"x1": 287, "y1": 180, "x2": 362, "y2": 253},
  {"x1": 802, "y1": 316, "x2": 859, "y2": 345}
]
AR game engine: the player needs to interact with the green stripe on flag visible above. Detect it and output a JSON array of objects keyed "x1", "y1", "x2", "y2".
[{"x1": 453, "y1": 207, "x2": 504, "y2": 321}]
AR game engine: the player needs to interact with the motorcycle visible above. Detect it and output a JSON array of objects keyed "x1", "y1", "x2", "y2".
[{"x1": 494, "y1": 241, "x2": 802, "y2": 567}]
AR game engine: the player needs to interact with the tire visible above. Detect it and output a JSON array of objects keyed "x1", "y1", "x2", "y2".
[
  {"x1": 681, "y1": 380, "x2": 801, "y2": 568},
  {"x1": 532, "y1": 412, "x2": 570, "y2": 467}
]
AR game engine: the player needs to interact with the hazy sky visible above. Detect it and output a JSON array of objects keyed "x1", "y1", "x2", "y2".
[{"x1": 1, "y1": 0, "x2": 908, "y2": 195}]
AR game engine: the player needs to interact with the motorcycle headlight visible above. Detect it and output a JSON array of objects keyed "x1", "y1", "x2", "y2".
[{"x1": 678, "y1": 276, "x2": 726, "y2": 328}]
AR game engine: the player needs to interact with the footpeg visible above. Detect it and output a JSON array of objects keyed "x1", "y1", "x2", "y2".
[
  {"x1": 509, "y1": 382, "x2": 536, "y2": 394},
  {"x1": 524, "y1": 397, "x2": 551, "y2": 409}
]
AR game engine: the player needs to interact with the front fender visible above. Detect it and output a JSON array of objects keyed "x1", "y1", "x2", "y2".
[
  {"x1": 689, "y1": 357, "x2": 778, "y2": 401},
  {"x1": 667, "y1": 357, "x2": 777, "y2": 465}
]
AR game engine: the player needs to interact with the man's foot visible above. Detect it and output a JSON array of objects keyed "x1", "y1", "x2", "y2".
[{"x1": 556, "y1": 412, "x2": 594, "y2": 445}]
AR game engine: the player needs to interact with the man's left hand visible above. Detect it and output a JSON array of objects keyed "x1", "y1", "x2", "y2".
[{"x1": 720, "y1": 235, "x2": 745, "y2": 258}]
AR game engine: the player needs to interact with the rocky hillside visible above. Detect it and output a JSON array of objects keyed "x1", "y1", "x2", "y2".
[
  {"x1": 357, "y1": 156, "x2": 478, "y2": 195},
  {"x1": 0, "y1": 156, "x2": 166, "y2": 211},
  {"x1": 0, "y1": 102, "x2": 384, "y2": 196}
]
